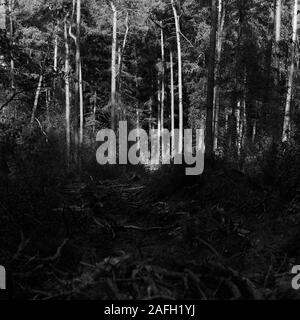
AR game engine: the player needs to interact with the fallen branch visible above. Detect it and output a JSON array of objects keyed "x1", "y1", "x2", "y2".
[
  {"x1": 144, "y1": 295, "x2": 175, "y2": 301},
  {"x1": 13, "y1": 231, "x2": 30, "y2": 260},
  {"x1": 40, "y1": 239, "x2": 69, "y2": 262},
  {"x1": 196, "y1": 237, "x2": 224, "y2": 262},
  {"x1": 154, "y1": 267, "x2": 185, "y2": 280},
  {"x1": 93, "y1": 218, "x2": 116, "y2": 239},
  {"x1": 106, "y1": 278, "x2": 122, "y2": 300},
  {"x1": 185, "y1": 269, "x2": 208, "y2": 300},
  {"x1": 35, "y1": 118, "x2": 49, "y2": 143},
  {"x1": 209, "y1": 262, "x2": 262, "y2": 300},
  {"x1": 121, "y1": 225, "x2": 174, "y2": 232},
  {"x1": 223, "y1": 279, "x2": 242, "y2": 300},
  {"x1": 0, "y1": 90, "x2": 26, "y2": 111}
]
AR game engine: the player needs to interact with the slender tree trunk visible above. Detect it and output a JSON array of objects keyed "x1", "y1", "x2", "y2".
[
  {"x1": 137, "y1": 108, "x2": 140, "y2": 151},
  {"x1": 75, "y1": 0, "x2": 84, "y2": 149},
  {"x1": 160, "y1": 21, "x2": 165, "y2": 136},
  {"x1": 264, "y1": 5, "x2": 275, "y2": 117},
  {"x1": 213, "y1": 86, "x2": 220, "y2": 151},
  {"x1": 51, "y1": 20, "x2": 59, "y2": 111},
  {"x1": 231, "y1": 2, "x2": 244, "y2": 154},
  {"x1": 240, "y1": 69, "x2": 247, "y2": 152},
  {"x1": 274, "y1": 0, "x2": 281, "y2": 82},
  {"x1": 252, "y1": 120, "x2": 257, "y2": 143},
  {"x1": 111, "y1": 2, "x2": 117, "y2": 131},
  {"x1": 93, "y1": 91, "x2": 97, "y2": 134},
  {"x1": 8, "y1": 0, "x2": 14, "y2": 90},
  {"x1": 79, "y1": 57, "x2": 84, "y2": 145},
  {"x1": 30, "y1": 74, "x2": 43, "y2": 124},
  {"x1": 205, "y1": 0, "x2": 218, "y2": 158},
  {"x1": 117, "y1": 13, "x2": 129, "y2": 120},
  {"x1": 242, "y1": 98, "x2": 247, "y2": 148},
  {"x1": 64, "y1": 18, "x2": 71, "y2": 167},
  {"x1": 171, "y1": 0, "x2": 183, "y2": 154},
  {"x1": 149, "y1": 100, "x2": 153, "y2": 131},
  {"x1": 149, "y1": 70, "x2": 155, "y2": 131},
  {"x1": 0, "y1": 2, "x2": 5, "y2": 30},
  {"x1": 275, "y1": 0, "x2": 281, "y2": 43},
  {"x1": 118, "y1": 46, "x2": 121, "y2": 97},
  {"x1": 228, "y1": 109, "x2": 233, "y2": 148},
  {"x1": 213, "y1": 0, "x2": 225, "y2": 151},
  {"x1": 236, "y1": 100, "x2": 241, "y2": 157},
  {"x1": 46, "y1": 88, "x2": 50, "y2": 130},
  {"x1": 272, "y1": 0, "x2": 281, "y2": 141},
  {"x1": 117, "y1": 12, "x2": 129, "y2": 96},
  {"x1": 225, "y1": 112, "x2": 229, "y2": 132},
  {"x1": 71, "y1": 0, "x2": 79, "y2": 163},
  {"x1": 170, "y1": 51, "x2": 175, "y2": 157},
  {"x1": 160, "y1": 21, "x2": 166, "y2": 160},
  {"x1": 54, "y1": 34, "x2": 58, "y2": 73},
  {"x1": 157, "y1": 76, "x2": 161, "y2": 146},
  {"x1": 283, "y1": 0, "x2": 298, "y2": 142}
]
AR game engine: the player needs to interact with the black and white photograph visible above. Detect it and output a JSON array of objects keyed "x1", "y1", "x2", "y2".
[{"x1": 0, "y1": 0, "x2": 300, "y2": 303}]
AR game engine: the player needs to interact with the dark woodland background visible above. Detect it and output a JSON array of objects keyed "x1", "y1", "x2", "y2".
[{"x1": 0, "y1": 0, "x2": 300, "y2": 300}]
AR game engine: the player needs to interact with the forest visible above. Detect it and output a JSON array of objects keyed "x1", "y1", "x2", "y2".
[{"x1": 0, "y1": 0, "x2": 300, "y2": 300}]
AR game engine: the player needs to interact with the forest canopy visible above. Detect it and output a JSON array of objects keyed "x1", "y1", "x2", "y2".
[{"x1": 0, "y1": 0, "x2": 299, "y2": 163}]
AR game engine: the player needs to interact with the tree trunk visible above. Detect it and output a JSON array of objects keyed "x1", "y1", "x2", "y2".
[
  {"x1": 54, "y1": 33, "x2": 58, "y2": 73},
  {"x1": 242, "y1": 78, "x2": 247, "y2": 148},
  {"x1": 275, "y1": 0, "x2": 281, "y2": 43},
  {"x1": 79, "y1": 57, "x2": 84, "y2": 145},
  {"x1": 135, "y1": 46, "x2": 140, "y2": 150},
  {"x1": 0, "y1": 2, "x2": 5, "y2": 30},
  {"x1": 75, "y1": 0, "x2": 83, "y2": 151},
  {"x1": 64, "y1": 18, "x2": 71, "y2": 167},
  {"x1": 205, "y1": 0, "x2": 218, "y2": 158},
  {"x1": 52, "y1": 20, "x2": 59, "y2": 109},
  {"x1": 137, "y1": 108, "x2": 140, "y2": 151},
  {"x1": 160, "y1": 21, "x2": 165, "y2": 136},
  {"x1": 170, "y1": 51, "x2": 175, "y2": 157},
  {"x1": 171, "y1": 0, "x2": 183, "y2": 154},
  {"x1": 282, "y1": 0, "x2": 298, "y2": 142},
  {"x1": 274, "y1": 0, "x2": 281, "y2": 81},
  {"x1": 8, "y1": 0, "x2": 14, "y2": 90},
  {"x1": 252, "y1": 120, "x2": 257, "y2": 143},
  {"x1": 117, "y1": 12, "x2": 129, "y2": 112},
  {"x1": 160, "y1": 21, "x2": 165, "y2": 159},
  {"x1": 213, "y1": 0, "x2": 225, "y2": 152},
  {"x1": 263, "y1": 3, "x2": 276, "y2": 127},
  {"x1": 236, "y1": 100, "x2": 241, "y2": 157},
  {"x1": 273, "y1": 0, "x2": 281, "y2": 141},
  {"x1": 30, "y1": 74, "x2": 43, "y2": 124},
  {"x1": 111, "y1": 2, "x2": 117, "y2": 131},
  {"x1": 149, "y1": 101, "x2": 152, "y2": 132},
  {"x1": 157, "y1": 76, "x2": 161, "y2": 146},
  {"x1": 46, "y1": 88, "x2": 50, "y2": 131},
  {"x1": 225, "y1": 112, "x2": 229, "y2": 133},
  {"x1": 93, "y1": 91, "x2": 97, "y2": 134}
]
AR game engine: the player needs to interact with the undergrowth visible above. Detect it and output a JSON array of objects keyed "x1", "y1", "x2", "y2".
[{"x1": 0, "y1": 126, "x2": 300, "y2": 299}]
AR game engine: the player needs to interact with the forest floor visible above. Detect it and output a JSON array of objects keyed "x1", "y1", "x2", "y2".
[{"x1": 5, "y1": 162, "x2": 299, "y2": 300}]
